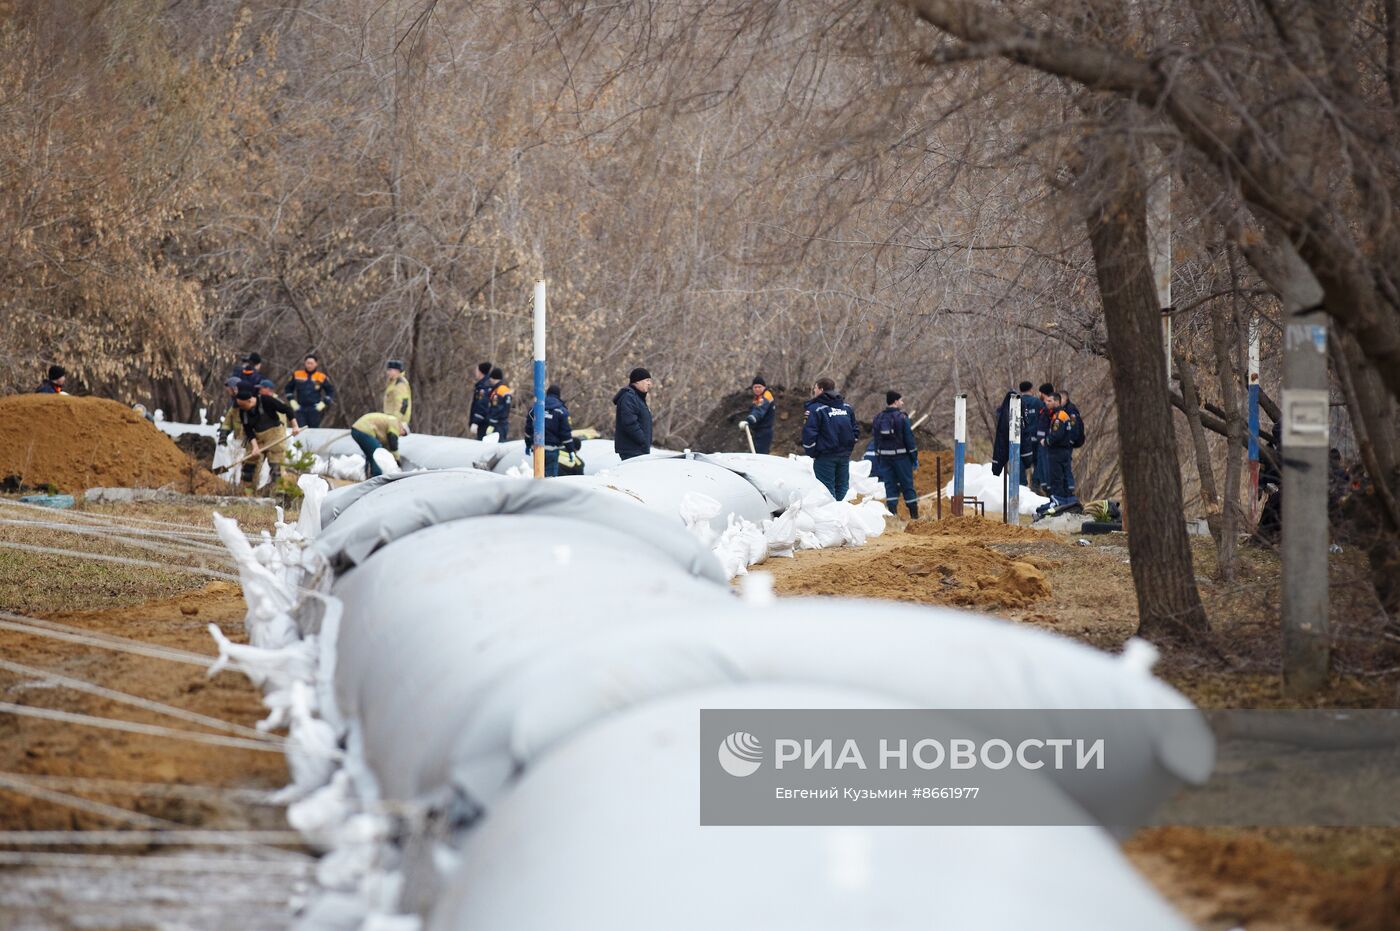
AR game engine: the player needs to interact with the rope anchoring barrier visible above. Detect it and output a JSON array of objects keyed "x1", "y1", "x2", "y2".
[
  {"x1": 0, "y1": 657, "x2": 276, "y2": 742},
  {"x1": 0, "y1": 702, "x2": 294, "y2": 755}
]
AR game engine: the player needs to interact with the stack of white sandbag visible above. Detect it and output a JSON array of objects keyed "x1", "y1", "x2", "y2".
[{"x1": 942, "y1": 461, "x2": 1050, "y2": 516}]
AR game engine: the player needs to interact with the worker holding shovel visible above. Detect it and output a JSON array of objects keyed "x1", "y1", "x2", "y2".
[
  {"x1": 741, "y1": 375, "x2": 776, "y2": 454},
  {"x1": 233, "y1": 386, "x2": 299, "y2": 488}
]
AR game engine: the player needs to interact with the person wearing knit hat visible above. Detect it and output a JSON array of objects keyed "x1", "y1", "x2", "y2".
[
  {"x1": 35, "y1": 365, "x2": 67, "y2": 394},
  {"x1": 383, "y1": 358, "x2": 413, "y2": 426},
  {"x1": 525, "y1": 384, "x2": 575, "y2": 477},
  {"x1": 232, "y1": 353, "x2": 263, "y2": 391},
  {"x1": 613, "y1": 367, "x2": 654, "y2": 460},
  {"x1": 871, "y1": 390, "x2": 919, "y2": 518},
  {"x1": 483, "y1": 367, "x2": 513, "y2": 439},
  {"x1": 469, "y1": 362, "x2": 493, "y2": 438},
  {"x1": 742, "y1": 374, "x2": 776, "y2": 454},
  {"x1": 233, "y1": 385, "x2": 298, "y2": 488}
]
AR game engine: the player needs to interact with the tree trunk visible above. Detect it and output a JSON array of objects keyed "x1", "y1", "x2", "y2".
[
  {"x1": 1174, "y1": 351, "x2": 1221, "y2": 545},
  {"x1": 1083, "y1": 133, "x2": 1211, "y2": 643},
  {"x1": 1211, "y1": 308, "x2": 1244, "y2": 582}
]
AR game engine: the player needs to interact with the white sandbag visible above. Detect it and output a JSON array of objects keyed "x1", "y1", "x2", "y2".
[
  {"x1": 318, "y1": 469, "x2": 504, "y2": 529},
  {"x1": 322, "y1": 474, "x2": 1208, "y2": 832},
  {"x1": 483, "y1": 439, "x2": 528, "y2": 474},
  {"x1": 294, "y1": 428, "x2": 362, "y2": 457},
  {"x1": 943, "y1": 461, "x2": 1049, "y2": 516},
  {"x1": 696, "y1": 452, "x2": 835, "y2": 509},
  {"x1": 397, "y1": 435, "x2": 492, "y2": 471},
  {"x1": 428, "y1": 685, "x2": 1191, "y2": 931},
  {"x1": 328, "y1": 514, "x2": 733, "y2": 801},
  {"x1": 559, "y1": 458, "x2": 771, "y2": 534}
]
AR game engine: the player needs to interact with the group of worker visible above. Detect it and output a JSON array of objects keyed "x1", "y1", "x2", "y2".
[
  {"x1": 217, "y1": 352, "x2": 417, "y2": 484},
  {"x1": 992, "y1": 381, "x2": 1086, "y2": 518},
  {"x1": 727, "y1": 373, "x2": 922, "y2": 516}
]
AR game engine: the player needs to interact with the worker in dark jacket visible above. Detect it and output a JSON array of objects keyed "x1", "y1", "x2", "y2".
[
  {"x1": 742, "y1": 375, "x2": 777, "y2": 454},
  {"x1": 524, "y1": 385, "x2": 576, "y2": 477},
  {"x1": 1032, "y1": 382, "x2": 1055, "y2": 494},
  {"x1": 992, "y1": 381, "x2": 1043, "y2": 486},
  {"x1": 284, "y1": 354, "x2": 336, "y2": 428},
  {"x1": 801, "y1": 377, "x2": 859, "y2": 500},
  {"x1": 483, "y1": 368, "x2": 512, "y2": 439},
  {"x1": 1036, "y1": 393, "x2": 1082, "y2": 517},
  {"x1": 233, "y1": 386, "x2": 298, "y2": 488},
  {"x1": 232, "y1": 353, "x2": 264, "y2": 391},
  {"x1": 613, "y1": 368, "x2": 654, "y2": 460},
  {"x1": 872, "y1": 391, "x2": 919, "y2": 518},
  {"x1": 468, "y1": 362, "x2": 492, "y2": 438},
  {"x1": 991, "y1": 388, "x2": 1019, "y2": 478},
  {"x1": 35, "y1": 365, "x2": 67, "y2": 394}
]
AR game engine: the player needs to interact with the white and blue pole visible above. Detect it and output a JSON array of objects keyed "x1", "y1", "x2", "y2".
[
  {"x1": 532, "y1": 279, "x2": 547, "y2": 480},
  {"x1": 953, "y1": 393, "x2": 967, "y2": 516},
  {"x1": 1008, "y1": 394, "x2": 1021, "y2": 524}
]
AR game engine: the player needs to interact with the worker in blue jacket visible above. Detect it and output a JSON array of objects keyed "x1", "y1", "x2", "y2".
[
  {"x1": 284, "y1": 354, "x2": 336, "y2": 428},
  {"x1": 872, "y1": 391, "x2": 919, "y2": 518},
  {"x1": 524, "y1": 385, "x2": 576, "y2": 477},
  {"x1": 742, "y1": 375, "x2": 777, "y2": 454},
  {"x1": 801, "y1": 377, "x2": 859, "y2": 500},
  {"x1": 469, "y1": 362, "x2": 492, "y2": 438},
  {"x1": 232, "y1": 352, "x2": 264, "y2": 391},
  {"x1": 483, "y1": 368, "x2": 512, "y2": 440},
  {"x1": 613, "y1": 367, "x2": 654, "y2": 460}
]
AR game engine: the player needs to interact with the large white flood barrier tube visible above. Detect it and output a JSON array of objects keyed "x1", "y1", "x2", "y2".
[
  {"x1": 428, "y1": 684, "x2": 1193, "y2": 931},
  {"x1": 216, "y1": 475, "x2": 1208, "y2": 928},
  {"x1": 311, "y1": 477, "x2": 1209, "y2": 835}
]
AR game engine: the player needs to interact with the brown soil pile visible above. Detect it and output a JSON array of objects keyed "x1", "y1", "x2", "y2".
[
  {"x1": 1127, "y1": 826, "x2": 1400, "y2": 931},
  {"x1": 0, "y1": 394, "x2": 219, "y2": 492},
  {"x1": 0, "y1": 581, "x2": 287, "y2": 831},
  {"x1": 905, "y1": 514, "x2": 1055, "y2": 542},
  {"x1": 767, "y1": 538, "x2": 1052, "y2": 610}
]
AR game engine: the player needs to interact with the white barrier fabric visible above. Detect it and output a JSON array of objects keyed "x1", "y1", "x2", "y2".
[
  {"x1": 208, "y1": 474, "x2": 1206, "y2": 929},
  {"x1": 428, "y1": 686, "x2": 1191, "y2": 931}
]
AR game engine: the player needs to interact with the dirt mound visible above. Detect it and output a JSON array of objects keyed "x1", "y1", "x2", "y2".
[
  {"x1": 905, "y1": 514, "x2": 1055, "y2": 542},
  {"x1": 0, "y1": 394, "x2": 218, "y2": 492},
  {"x1": 767, "y1": 539, "x2": 1051, "y2": 610},
  {"x1": 976, "y1": 561, "x2": 1050, "y2": 603}
]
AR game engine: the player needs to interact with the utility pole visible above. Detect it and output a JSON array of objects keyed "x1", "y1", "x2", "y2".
[
  {"x1": 1281, "y1": 305, "x2": 1329, "y2": 694},
  {"x1": 1008, "y1": 395, "x2": 1021, "y2": 524},
  {"x1": 952, "y1": 394, "x2": 967, "y2": 516},
  {"x1": 1248, "y1": 317, "x2": 1261, "y2": 519},
  {"x1": 532, "y1": 280, "x2": 547, "y2": 479}
]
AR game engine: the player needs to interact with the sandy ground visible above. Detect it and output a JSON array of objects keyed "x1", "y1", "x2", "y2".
[
  {"x1": 0, "y1": 498, "x2": 301, "y2": 929},
  {"x1": 760, "y1": 512, "x2": 1400, "y2": 930}
]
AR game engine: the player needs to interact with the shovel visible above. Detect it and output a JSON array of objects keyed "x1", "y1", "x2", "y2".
[
  {"x1": 738, "y1": 421, "x2": 756, "y2": 454},
  {"x1": 227, "y1": 431, "x2": 297, "y2": 470}
]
